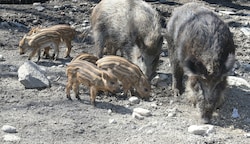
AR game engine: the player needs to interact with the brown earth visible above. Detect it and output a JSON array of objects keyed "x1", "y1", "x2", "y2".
[{"x1": 0, "y1": 0, "x2": 250, "y2": 143}]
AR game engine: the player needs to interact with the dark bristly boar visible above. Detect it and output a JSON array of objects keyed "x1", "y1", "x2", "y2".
[
  {"x1": 66, "y1": 60, "x2": 120, "y2": 106},
  {"x1": 91, "y1": 0, "x2": 163, "y2": 80},
  {"x1": 166, "y1": 2, "x2": 235, "y2": 123},
  {"x1": 96, "y1": 56, "x2": 151, "y2": 100}
]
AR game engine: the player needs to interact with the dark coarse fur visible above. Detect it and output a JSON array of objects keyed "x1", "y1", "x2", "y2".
[
  {"x1": 166, "y1": 2, "x2": 235, "y2": 123},
  {"x1": 91, "y1": 0, "x2": 163, "y2": 80}
]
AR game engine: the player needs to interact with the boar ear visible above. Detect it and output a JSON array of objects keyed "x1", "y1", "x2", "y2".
[
  {"x1": 224, "y1": 53, "x2": 235, "y2": 72},
  {"x1": 184, "y1": 57, "x2": 207, "y2": 76}
]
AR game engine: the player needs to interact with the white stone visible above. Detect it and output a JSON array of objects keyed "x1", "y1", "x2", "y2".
[
  {"x1": 132, "y1": 112, "x2": 144, "y2": 120},
  {"x1": 33, "y1": 2, "x2": 41, "y2": 6},
  {"x1": 245, "y1": 133, "x2": 250, "y2": 138},
  {"x1": 150, "y1": 103, "x2": 157, "y2": 108},
  {"x1": 232, "y1": 108, "x2": 240, "y2": 118},
  {"x1": 2, "y1": 125, "x2": 17, "y2": 133},
  {"x1": 240, "y1": 27, "x2": 250, "y2": 37},
  {"x1": 35, "y1": 6, "x2": 45, "y2": 12},
  {"x1": 0, "y1": 54, "x2": 4, "y2": 61},
  {"x1": 18, "y1": 61, "x2": 50, "y2": 89},
  {"x1": 188, "y1": 125, "x2": 215, "y2": 135},
  {"x1": 129, "y1": 97, "x2": 140, "y2": 105},
  {"x1": 133, "y1": 108, "x2": 152, "y2": 117},
  {"x1": 58, "y1": 64, "x2": 64, "y2": 68},
  {"x1": 107, "y1": 109, "x2": 112, "y2": 115},
  {"x1": 3, "y1": 134, "x2": 20, "y2": 142},
  {"x1": 219, "y1": 10, "x2": 236, "y2": 15},
  {"x1": 109, "y1": 119, "x2": 117, "y2": 124},
  {"x1": 167, "y1": 112, "x2": 176, "y2": 117},
  {"x1": 227, "y1": 76, "x2": 250, "y2": 88}
]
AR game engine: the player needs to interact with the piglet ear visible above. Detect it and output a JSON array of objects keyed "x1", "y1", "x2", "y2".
[
  {"x1": 184, "y1": 57, "x2": 207, "y2": 76},
  {"x1": 102, "y1": 72, "x2": 108, "y2": 80},
  {"x1": 224, "y1": 53, "x2": 235, "y2": 72}
]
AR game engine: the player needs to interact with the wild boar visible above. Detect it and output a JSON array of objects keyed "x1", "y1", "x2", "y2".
[
  {"x1": 28, "y1": 24, "x2": 76, "y2": 58},
  {"x1": 71, "y1": 53, "x2": 98, "y2": 64},
  {"x1": 19, "y1": 31, "x2": 62, "y2": 62},
  {"x1": 91, "y1": 0, "x2": 163, "y2": 80},
  {"x1": 66, "y1": 60, "x2": 120, "y2": 106},
  {"x1": 96, "y1": 56, "x2": 151, "y2": 100},
  {"x1": 166, "y1": 2, "x2": 235, "y2": 123}
]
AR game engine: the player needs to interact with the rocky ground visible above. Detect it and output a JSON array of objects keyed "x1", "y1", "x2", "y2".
[{"x1": 0, "y1": 0, "x2": 250, "y2": 143}]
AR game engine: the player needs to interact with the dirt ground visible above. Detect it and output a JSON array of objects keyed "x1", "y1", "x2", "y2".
[{"x1": 0, "y1": 0, "x2": 250, "y2": 143}]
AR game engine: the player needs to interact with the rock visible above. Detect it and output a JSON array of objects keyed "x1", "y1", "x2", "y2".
[
  {"x1": 219, "y1": 10, "x2": 236, "y2": 15},
  {"x1": 35, "y1": 6, "x2": 45, "y2": 12},
  {"x1": 107, "y1": 109, "x2": 112, "y2": 115},
  {"x1": 0, "y1": 54, "x2": 5, "y2": 61},
  {"x1": 188, "y1": 125, "x2": 215, "y2": 135},
  {"x1": 2, "y1": 125, "x2": 17, "y2": 133},
  {"x1": 232, "y1": 108, "x2": 240, "y2": 118},
  {"x1": 240, "y1": 27, "x2": 250, "y2": 37},
  {"x1": 227, "y1": 76, "x2": 250, "y2": 88},
  {"x1": 245, "y1": 133, "x2": 250, "y2": 138},
  {"x1": 18, "y1": 61, "x2": 50, "y2": 89},
  {"x1": 132, "y1": 112, "x2": 144, "y2": 120},
  {"x1": 3, "y1": 134, "x2": 20, "y2": 142},
  {"x1": 129, "y1": 97, "x2": 140, "y2": 105},
  {"x1": 33, "y1": 2, "x2": 41, "y2": 6},
  {"x1": 133, "y1": 108, "x2": 152, "y2": 117},
  {"x1": 167, "y1": 112, "x2": 176, "y2": 117},
  {"x1": 109, "y1": 119, "x2": 117, "y2": 124}
]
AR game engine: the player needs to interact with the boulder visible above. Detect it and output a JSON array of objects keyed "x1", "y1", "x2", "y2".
[{"x1": 18, "y1": 61, "x2": 50, "y2": 89}]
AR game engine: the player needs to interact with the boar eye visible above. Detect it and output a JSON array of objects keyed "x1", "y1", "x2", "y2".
[
  {"x1": 110, "y1": 81, "x2": 115, "y2": 85},
  {"x1": 144, "y1": 88, "x2": 148, "y2": 92}
]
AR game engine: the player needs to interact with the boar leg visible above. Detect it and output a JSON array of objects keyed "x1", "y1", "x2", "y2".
[
  {"x1": 90, "y1": 86, "x2": 97, "y2": 106},
  {"x1": 64, "y1": 39, "x2": 72, "y2": 58},
  {"x1": 172, "y1": 61, "x2": 184, "y2": 96},
  {"x1": 28, "y1": 47, "x2": 39, "y2": 61},
  {"x1": 73, "y1": 81, "x2": 80, "y2": 100},
  {"x1": 66, "y1": 80, "x2": 73, "y2": 100},
  {"x1": 43, "y1": 47, "x2": 51, "y2": 59},
  {"x1": 93, "y1": 31, "x2": 105, "y2": 58}
]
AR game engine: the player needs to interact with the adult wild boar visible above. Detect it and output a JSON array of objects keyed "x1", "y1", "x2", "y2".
[
  {"x1": 91, "y1": 0, "x2": 163, "y2": 80},
  {"x1": 166, "y1": 3, "x2": 235, "y2": 123}
]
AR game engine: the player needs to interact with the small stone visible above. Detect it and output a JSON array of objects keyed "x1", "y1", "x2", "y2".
[
  {"x1": 129, "y1": 97, "x2": 140, "y2": 105},
  {"x1": 58, "y1": 64, "x2": 64, "y2": 68},
  {"x1": 133, "y1": 108, "x2": 152, "y2": 117},
  {"x1": 188, "y1": 125, "x2": 215, "y2": 135},
  {"x1": 33, "y1": 2, "x2": 41, "y2": 6},
  {"x1": 167, "y1": 112, "x2": 176, "y2": 117},
  {"x1": 240, "y1": 27, "x2": 250, "y2": 37},
  {"x1": 0, "y1": 54, "x2": 5, "y2": 61},
  {"x1": 3, "y1": 134, "x2": 20, "y2": 142},
  {"x1": 150, "y1": 103, "x2": 157, "y2": 108},
  {"x1": 227, "y1": 76, "x2": 250, "y2": 88},
  {"x1": 35, "y1": 6, "x2": 45, "y2": 12},
  {"x1": 245, "y1": 133, "x2": 250, "y2": 138},
  {"x1": 132, "y1": 112, "x2": 144, "y2": 120},
  {"x1": 2, "y1": 125, "x2": 17, "y2": 133},
  {"x1": 232, "y1": 108, "x2": 240, "y2": 118},
  {"x1": 109, "y1": 119, "x2": 117, "y2": 124},
  {"x1": 107, "y1": 109, "x2": 112, "y2": 115}
]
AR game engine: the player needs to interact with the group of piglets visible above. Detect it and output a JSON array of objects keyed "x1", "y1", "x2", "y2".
[{"x1": 66, "y1": 53, "x2": 151, "y2": 106}]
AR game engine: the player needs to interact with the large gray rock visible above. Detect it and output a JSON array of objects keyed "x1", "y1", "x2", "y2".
[{"x1": 18, "y1": 61, "x2": 50, "y2": 89}]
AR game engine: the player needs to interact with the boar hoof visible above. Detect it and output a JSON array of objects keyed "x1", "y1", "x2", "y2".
[
  {"x1": 67, "y1": 95, "x2": 72, "y2": 101},
  {"x1": 76, "y1": 95, "x2": 81, "y2": 101},
  {"x1": 91, "y1": 100, "x2": 96, "y2": 107}
]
